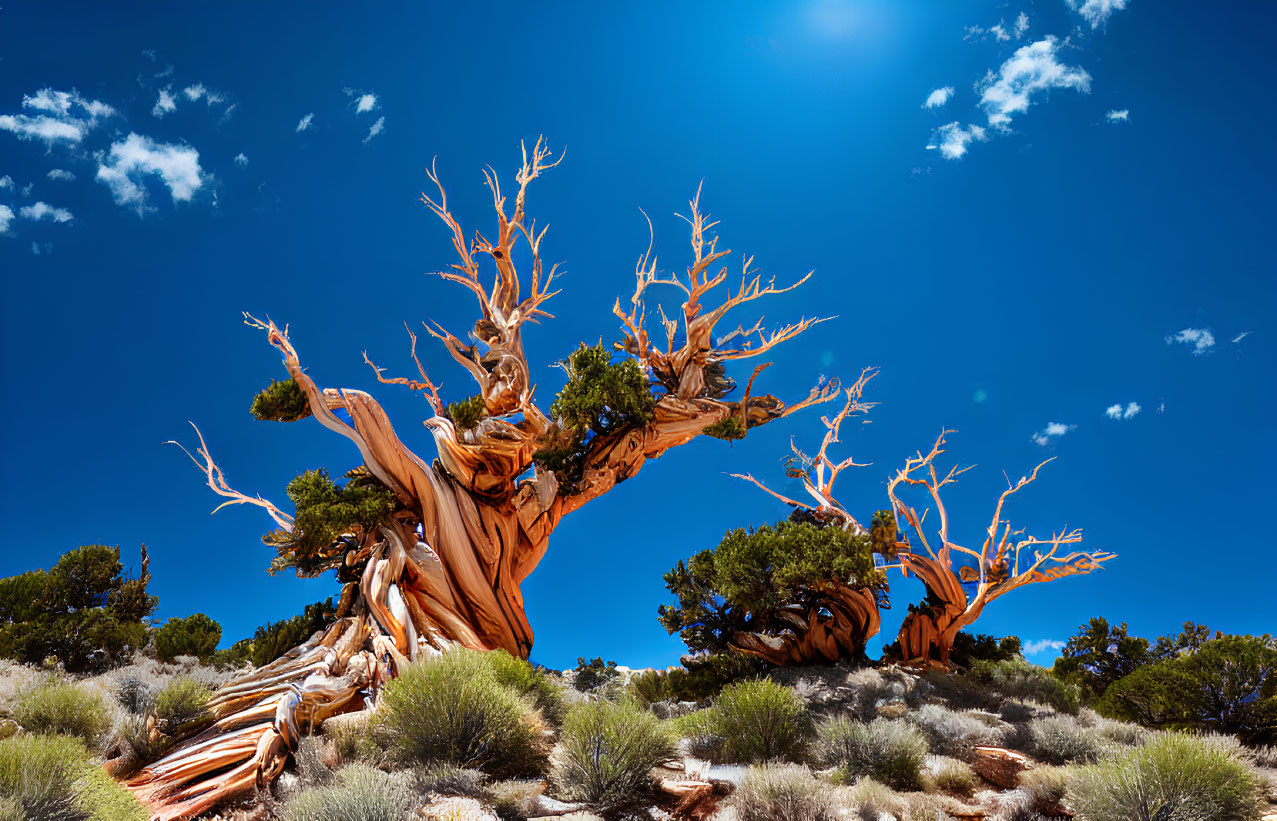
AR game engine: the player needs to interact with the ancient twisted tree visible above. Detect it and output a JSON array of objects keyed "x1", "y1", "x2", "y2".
[
  {"x1": 883, "y1": 430, "x2": 1116, "y2": 668},
  {"x1": 128, "y1": 141, "x2": 839, "y2": 819}
]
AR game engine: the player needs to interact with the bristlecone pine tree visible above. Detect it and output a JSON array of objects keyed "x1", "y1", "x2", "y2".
[{"x1": 127, "y1": 140, "x2": 844, "y2": 819}]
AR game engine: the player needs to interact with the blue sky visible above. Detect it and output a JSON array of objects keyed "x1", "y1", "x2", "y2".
[{"x1": 1, "y1": 2, "x2": 1273, "y2": 671}]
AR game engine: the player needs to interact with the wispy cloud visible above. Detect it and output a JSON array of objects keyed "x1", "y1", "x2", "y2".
[
  {"x1": 1165, "y1": 328, "x2": 1215, "y2": 355},
  {"x1": 46, "y1": 169, "x2": 75, "y2": 182},
  {"x1": 355, "y1": 93, "x2": 378, "y2": 113},
  {"x1": 924, "y1": 87, "x2": 954, "y2": 109},
  {"x1": 1014, "y1": 13, "x2": 1030, "y2": 39},
  {"x1": 1105, "y1": 402, "x2": 1141, "y2": 420},
  {"x1": 1231, "y1": 331, "x2": 1251, "y2": 344},
  {"x1": 363, "y1": 116, "x2": 385, "y2": 144},
  {"x1": 979, "y1": 38, "x2": 1091, "y2": 129},
  {"x1": 1024, "y1": 639, "x2": 1066, "y2": 656},
  {"x1": 182, "y1": 83, "x2": 225, "y2": 105},
  {"x1": 927, "y1": 122, "x2": 987, "y2": 159},
  {"x1": 153, "y1": 86, "x2": 177, "y2": 118},
  {"x1": 0, "y1": 87, "x2": 115, "y2": 145},
  {"x1": 0, "y1": 175, "x2": 12, "y2": 190},
  {"x1": 0, "y1": 205, "x2": 13, "y2": 234},
  {"x1": 1106, "y1": 109, "x2": 1129, "y2": 123},
  {"x1": 96, "y1": 133, "x2": 203, "y2": 209},
  {"x1": 296, "y1": 113, "x2": 315, "y2": 133},
  {"x1": 233, "y1": 152, "x2": 249, "y2": 168},
  {"x1": 1031, "y1": 421, "x2": 1076, "y2": 446},
  {"x1": 19, "y1": 201, "x2": 74, "y2": 223},
  {"x1": 1068, "y1": 0, "x2": 1129, "y2": 29}
]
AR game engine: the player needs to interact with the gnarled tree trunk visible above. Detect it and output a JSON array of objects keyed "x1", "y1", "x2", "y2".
[
  {"x1": 730, "y1": 583, "x2": 882, "y2": 666},
  {"x1": 130, "y1": 142, "x2": 838, "y2": 819}
]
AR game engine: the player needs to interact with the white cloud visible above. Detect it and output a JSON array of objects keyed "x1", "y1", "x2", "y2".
[
  {"x1": 296, "y1": 113, "x2": 315, "y2": 133},
  {"x1": 978, "y1": 38, "x2": 1091, "y2": 129},
  {"x1": 363, "y1": 116, "x2": 385, "y2": 143},
  {"x1": 927, "y1": 122, "x2": 987, "y2": 159},
  {"x1": 1014, "y1": 12, "x2": 1030, "y2": 38},
  {"x1": 0, "y1": 87, "x2": 115, "y2": 145},
  {"x1": 46, "y1": 169, "x2": 75, "y2": 182},
  {"x1": 1031, "y1": 421, "x2": 1076, "y2": 446},
  {"x1": 153, "y1": 86, "x2": 177, "y2": 118},
  {"x1": 1105, "y1": 402, "x2": 1141, "y2": 420},
  {"x1": 924, "y1": 87, "x2": 954, "y2": 109},
  {"x1": 1024, "y1": 639, "x2": 1066, "y2": 655},
  {"x1": 183, "y1": 84, "x2": 226, "y2": 106},
  {"x1": 1165, "y1": 328, "x2": 1215, "y2": 355},
  {"x1": 355, "y1": 93, "x2": 378, "y2": 113},
  {"x1": 1231, "y1": 331, "x2": 1251, "y2": 344},
  {"x1": 183, "y1": 84, "x2": 206, "y2": 102},
  {"x1": 1106, "y1": 109, "x2": 1129, "y2": 122},
  {"x1": 1068, "y1": 0, "x2": 1129, "y2": 29},
  {"x1": 19, "y1": 201, "x2": 73, "y2": 223},
  {"x1": 0, "y1": 204, "x2": 13, "y2": 234},
  {"x1": 0, "y1": 175, "x2": 12, "y2": 189},
  {"x1": 233, "y1": 152, "x2": 249, "y2": 168},
  {"x1": 96, "y1": 133, "x2": 203, "y2": 208}
]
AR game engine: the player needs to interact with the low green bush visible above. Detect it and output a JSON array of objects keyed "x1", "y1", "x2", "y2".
[
  {"x1": 728, "y1": 763, "x2": 839, "y2": 821},
  {"x1": 117, "y1": 714, "x2": 171, "y2": 777},
  {"x1": 907, "y1": 703, "x2": 1005, "y2": 756},
  {"x1": 922, "y1": 757, "x2": 979, "y2": 796},
  {"x1": 1019, "y1": 766, "x2": 1070, "y2": 817},
  {"x1": 413, "y1": 762, "x2": 489, "y2": 797},
  {"x1": 13, "y1": 678, "x2": 112, "y2": 749},
  {"x1": 0, "y1": 733, "x2": 146, "y2": 821},
  {"x1": 152, "y1": 676, "x2": 213, "y2": 731},
  {"x1": 552, "y1": 699, "x2": 675, "y2": 812},
  {"x1": 281, "y1": 764, "x2": 413, "y2": 821},
  {"x1": 152, "y1": 613, "x2": 221, "y2": 662},
  {"x1": 965, "y1": 658, "x2": 1080, "y2": 715},
  {"x1": 1028, "y1": 715, "x2": 1104, "y2": 764},
  {"x1": 483, "y1": 649, "x2": 566, "y2": 725},
  {"x1": 704, "y1": 679, "x2": 814, "y2": 764},
  {"x1": 819, "y1": 717, "x2": 928, "y2": 790},
  {"x1": 1068, "y1": 732, "x2": 1264, "y2": 821},
  {"x1": 373, "y1": 649, "x2": 547, "y2": 777},
  {"x1": 628, "y1": 652, "x2": 770, "y2": 705}
]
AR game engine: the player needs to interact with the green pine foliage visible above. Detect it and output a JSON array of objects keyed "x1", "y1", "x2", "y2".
[
  {"x1": 445, "y1": 394, "x2": 486, "y2": 431},
  {"x1": 627, "y1": 652, "x2": 771, "y2": 705},
  {"x1": 153, "y1": 613, "x2": 221, "y2": 662},
  {"x1": 265, "y1": 468, "x2": 396, "y2": 576},
  {"x1": 1051, "y1": 617, "x2": 1154, "y2": 701},
  {"x1": 0, "y1": 546, "x2": 155, "y2": 673},
  {"x1": 249, "y1": 377, "x2": 312, "y2": 422},
  {"x1": 702, "y1": 417, "x2": 745, "y2": 441},
  {"x1": 949, "y1": 631, "x2": 1023, "y2": 669},
  {"x1": 572, "y1": 656, "x2": 619, "y2": 692},
  {"x1": 659, "y1": 520, "x2": 883, "y2": 658},
  {"x1": 244, "y1": 598, "x2": 338, "y2": 668}
]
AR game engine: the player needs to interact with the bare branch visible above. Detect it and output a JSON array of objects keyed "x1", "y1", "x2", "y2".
[{"x1": 168, "y1": 422, "x2": 293, "y2": 532}]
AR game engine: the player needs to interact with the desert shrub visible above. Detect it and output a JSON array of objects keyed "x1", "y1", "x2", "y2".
[
  {"x1": 14, "y1": 678, "x2": 112, "y2": 748},
  {"x1": 0, "y1": 733, "x2": 146, "y2": 821},
  {"x1": 152, "y1": 613, "x2": 221, "y2": 662},
  {"x1": 628, "y1": 652, "x2": 770, "y2": 706},
  {"x1": 704, "y1": 679, "x2": 814, "y2": 764},
  {"x1": 117, "y1": 714, "x2": 171, "y2": 776},
  {"x1": 922, "y1": 756, "x2": 979, "y2": 796},
  {"x1": 374, "y1": 649, "x2": 547, "y2": 777},
  {"x1": 849, "y1": 777, "x2": 907, "y2": 819},
  {"x1": 967, "y1": 658, "x2": 1080, "y2": 715},
  {"x1": 1252, "y1": 744, "x2": 1277, "y2": 768},
  {"x1": 553, "y1": 699, "x2": 675, "y2": 811},
  {"x1": 950, "y1": 631, "x2": 1023, "y2": 669},
  {"x1": 115, "y1": 676, "x2": 153, "y2": 715},
  {"x1": 281, "y1": 764, "x2": 413, "y2": 821},
  {"x1": 671, "y1": 708, "x2": 725, "y2": 760},
  {"x1": 571, "y1": 656, "x2": 619, "y2": 692},
  {"x1": 1028, "y1": 714, "x2": 1104, "y2": 764},
  {"x1": 152, "y1": 676, "x2": 213, "y2": 730},
  {"x1": 820, "y1": 717, "x2": 928, "y2": 790},
  {"x1": 1019, "y1": 765, "x2": 1070, "y2": 816},
  {"x1": 907, "y1": 703, "x2": 1004, "y2": 756},
  {"x1": 659, "y1": 521, "x2": 882, "y2": 663},
  {"x1": 489, "y1": 779, "x2": 544, "y2": 820},
  {"x1": 1068, "y1": 731, "x2": 1264, "y2": 821},
  {"x1": 728, "y1": 762, "x2": 839, "y2": 821},
  {"x1": 0, "y1": 796, "x2": 20, "y2": 821},
  {"x1": 414, "y1": 762, "x2": 489, "y2": 797},
  {"x1": 323, "y1": 711, "x2": 378, "y2": 764},
  {"x1": 1095, "y1": 716, "x2": 1148, "y2": 747},
  {"x1": 482, "y1": 649, "x2": 566, "y2": 725}
]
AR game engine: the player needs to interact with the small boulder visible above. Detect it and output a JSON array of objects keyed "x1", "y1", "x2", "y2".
[{"x1": 969, "y1": 746, "x2": 1030, "y2": 790}]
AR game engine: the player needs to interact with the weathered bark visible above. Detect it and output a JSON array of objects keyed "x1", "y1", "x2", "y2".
[
  {"x1": 134, "y1": 141, "x2": 838, "y2": 818},
  {"x1": 730, "y1": 584, "x2": 882, "y2": 666}
]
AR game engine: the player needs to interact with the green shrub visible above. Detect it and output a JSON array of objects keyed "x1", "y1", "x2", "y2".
[
  {"x1": 819, "y1": 717, "x2": 928, "y2": 790},
  {"x1": 553, "y1": 699, "x2": 675, "y2": 812},
  {"x1": 1019, "y1": 765, "x2": 1070, "y2": 816},
  {"x1": 250, "y1": 377, "x2": 312, "y2": 422},
  {"x1": 907, "y1": 703, "x2": 1005, "y2": 756},
  {"x1": 966, "y1": 658, "x2": 1081, "y2": 714},
  {"x1": 627, "y1": 653, "x2": 770, "y2": 706},
  {"x1": 571, "y1": 656, "x2": 619, "y2": 692},
  {"x1": 374, "y1": 649, "x2": 547, "y2": 777},
  {"x1": 153, "y1": 677, "x2": 213, "y2": 731},
  {"x1": 117, "y1": 714, "x2": 171, "y2": 776},
  {"x1": 728, "y1": 763, "x2": 839, "y2": 821},
  {"x1": 323, "y1": 712, "x2": 378, "y2": 764},
  {"x1": 704, "y1": 679, "x2": 814, "y2": 764},
  {"x1": 483, "y1": 649, "x2": 566, "y2": 725},
  {"x1": 670, "y1": 709, "x2": 725, "y2": 760},
  {"x1": 153, "y1": 613, "x2": 221, "y2": 662},
  {"x1": 922, "y1": 757, "x2": 979, "y2": 796},
  {"x1": 281, "y1": 764, "x2": 413, "y2": 821},
  {"x1": 114, "y1": 676, "x2": 153, "y2": 715},
  {"x1": 0, "y1": 733, "x2": 146, "y2": 821},
  {"x1": 413, "y1": 762, "x2": 489, "y2": 797},
  {"x1": 14, "y1": 678, "x2": 112, "y2": 748},
  {"x1": 1068, "y1": 732, "x2": 1264, "y2": 821},
  {"x1": 1028, "y1": 715, "x2": 1104, "y2": 764},
  {"x1": 949, "y1": 631, "x2": 1023, "y2": 669}
]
